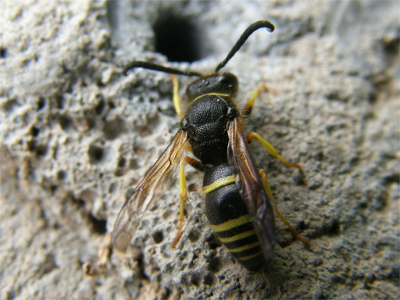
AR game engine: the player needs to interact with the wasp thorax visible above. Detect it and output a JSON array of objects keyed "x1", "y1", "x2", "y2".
[{"x1": 186, "y1": 73, "x2": 239, "y2": 100}]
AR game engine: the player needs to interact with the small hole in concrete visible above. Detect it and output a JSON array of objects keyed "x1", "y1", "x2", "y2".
[
  {"x1": 138, "y1": 125, "x2": 152, "y2": 137},
  {"x1": 103, "y1": 117, "x2": 125, "y2": 140},
  {"x1": 40, "y1": 253, "x2": 58, "y2": 275},
  {"x1": 55, "y1": 94, "x2": 64, "y2": 109},
  {"x1": 50, "y1": 185, "x2": 58, "y2": 195},
  {"x1": 37, "y1": 97, "x2": 45, "y2": 110},
  {"x1": 95, "y1": 98, "x2": 105, "y2": 115},
  {"x1": 191, "y1": 274, "x2": 200, "y2": 286},
  {"x1": 2, "y1": 98, "x2": 17, "y2": 112},
  {"x1": 208, "y1": 257, "x2": 221, "y2": 273},
  {"x1": 383, "y1": 32, "x2": 400, "y2": 55},
  {"x1": 129, "y1": 158, "x2": 139, "y2": 169},
  {"x1": 188, "y1": 229, "x2": 200, "y2": 242},
  {"x1": 114, "y1": 168, "x2": 127, "y2": 177},
  {"x1": 96, "y1": 79, "x2": 105, "y2": 87},
  {"x1": 88, "y1": 213, "x2": 107, "y2": 234},
  {"x1": 36, "y1": 144, "x2": 48, "y2": 157},
  {"x1": 179, "y1": 251, "x2": 187, "y2": 261},
  {"x1": 203, "y1": 273, "x2": 215, "y2": 286},
  {"x1": 188, "y1": 183, "x2": 198, "y2": 192},
  {"x1": 57, "y1": 170, "x2": 66, "y2": 181},
  {"x1": 206, "y1": 233, "x2": 222, "y2": 250},
  {"x1": 326, "y1": 219, "x2": 340, "y2": 236},
  {"x1": 84, "y1": 110, "x2": 96, "y2": 131},
  {"x1": 152, "y1": 231, "x2": 164, "y2": 244},
  {"x1": 27, "y1": 140, "x2": 35, "y2": 152},
  {"x1": 31, "y1": 126, "x2": 40, "y2": 137},
  {"x1": 58, "y1": 114, "x2": 72, "y2": 130},
  {"x1": 88, "y1": 145, "x2": 104, "y2": 164},
  {"x1": 117, "y1": 156, "x2": 126, "y2": 167},
  {"x1": 0, "y1": 47, "x2": 7, "y2": 58},
  {"x1": 153, "y1": 12, "x2": 202, "y2": 62},
  {"x1": 108, "y1": 101, "x2": 116, "y2": 109},
  {"x1": 108, "y1": 182, "x2": 118, "y2": 194}
]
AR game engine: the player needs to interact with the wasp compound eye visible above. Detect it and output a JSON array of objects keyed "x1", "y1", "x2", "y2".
[{"x1": 217, "y1": 73, "x2": 239, "y2": 91}]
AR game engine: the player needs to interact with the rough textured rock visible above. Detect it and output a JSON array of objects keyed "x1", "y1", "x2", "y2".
[{"x1": 1, "y1": 0, "x2": 399, "y2": 299}]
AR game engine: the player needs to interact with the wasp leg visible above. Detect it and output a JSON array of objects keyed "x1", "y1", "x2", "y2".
[
  {"x1": 171, "y1": 156, "x2": 205, "y2": 248},
  {"x1": 258, "y1": 169, "x2": 310, "y2": 247},
  {"x1": 171, "y1": 74, "x2": 184, "y2": 119},
  {"x1": 247, "y1": 132, "x2": 302, "y2": 170},
  {"x1": 242, "y1": 84, "x2": 267, "y2": 116}
]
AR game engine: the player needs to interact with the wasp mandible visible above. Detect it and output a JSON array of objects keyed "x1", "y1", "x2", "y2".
[{"x1": 112, "y1": 20, "x2": 309, "y2": 271}]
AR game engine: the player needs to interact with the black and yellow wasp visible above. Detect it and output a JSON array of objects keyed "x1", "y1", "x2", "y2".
[{"x1": 112, "y1": 20, "x2": 309, "y2": 272}]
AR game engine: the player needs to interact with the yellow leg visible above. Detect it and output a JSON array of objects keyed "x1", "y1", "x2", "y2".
[
  {"x1": 171, "y1": 74, "x2": 183, "y2": 119},
  {"x1": 247, "y1": 132, "x2": 302, "y2": 170},
  {"x1": 170, "y1": 156, "x2": 204, "y2": 248},
  {"x1": 242, "y1": 84, "x2": 267, "y2": 116},
  {"x1": 258, "y1": 169, "x2": 310, "y2": 247},
  {"x1": 171, "y1": 157, "x2": 187, "y2": 248}
]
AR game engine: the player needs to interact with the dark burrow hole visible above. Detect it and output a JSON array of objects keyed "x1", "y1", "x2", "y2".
[
  {"x1": 152, "y1": 231, "x2": 164, "y2": 244},
  {"x1": 153, "y1": 11, "x2": 203, "y2": 62},
  {"x1": 88, "y1": 213, "x2": 107, "y2": 234}
]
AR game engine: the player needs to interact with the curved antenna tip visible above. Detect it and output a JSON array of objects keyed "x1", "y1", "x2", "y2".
[{"x1": 215, "y1": 20, "x2": 275, "y2": 72}]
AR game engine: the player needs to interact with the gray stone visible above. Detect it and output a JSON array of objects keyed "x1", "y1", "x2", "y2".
[{"x1": 1, "y1": 0, "x2": 399, "y2": 299}]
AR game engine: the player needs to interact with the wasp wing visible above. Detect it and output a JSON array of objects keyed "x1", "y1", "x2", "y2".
[
  {"x1": 112, "y1": 130, "x2": 188, "y2": 253},
  {"x1": 227, "y1": 118, "x2": 276, "y2": 260}
]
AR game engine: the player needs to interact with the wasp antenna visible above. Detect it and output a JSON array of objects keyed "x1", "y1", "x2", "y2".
[
  {"x1": 123, "y1": 61, "x2": 203, "y2": 77},
  {"x1": 215, "y1": 20, "x2": 275, "y2": 72}
]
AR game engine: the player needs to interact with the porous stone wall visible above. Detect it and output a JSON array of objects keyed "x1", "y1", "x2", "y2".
[{"x1": 1, "y1": 1, "x2": 398, "y2": 299}]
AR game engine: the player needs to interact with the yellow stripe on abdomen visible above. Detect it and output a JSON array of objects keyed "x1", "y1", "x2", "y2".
[
  {"x1": 203, "y1": 175, "x2": 236, "y2": 195},
  {"x1": 218, "y1": 229, "x2": 256, "y2": 243},
  {"x1": 238, "y1": 251, "x2": 263, "y2": 261},
  {"x1": 209, "y1": 214, "x2": 252, "y2": 233},
  {"x1": 228, "y1": 241, "x2": 260, "y2": 253}
]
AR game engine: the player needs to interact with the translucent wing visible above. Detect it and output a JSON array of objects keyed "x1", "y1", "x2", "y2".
[
  {"x1": 227, "y1": 118, "x2": 276, "y2": 260},
  {"x1": 112, "y1": 130, "x2": 188, "y2": 253}
]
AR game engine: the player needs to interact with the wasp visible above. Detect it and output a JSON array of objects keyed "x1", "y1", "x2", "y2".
[{"x1": 112, "y1": 20, "x2": 309, "y2": 272}]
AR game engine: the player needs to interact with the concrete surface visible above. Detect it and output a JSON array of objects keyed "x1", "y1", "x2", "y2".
[{"x1": 1, "y1": 0, "x2": 399, "y2": 299}]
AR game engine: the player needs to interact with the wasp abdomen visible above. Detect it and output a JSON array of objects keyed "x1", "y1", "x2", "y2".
[{"x1": 203, "y1": 164, "x2": 264, "y2": 272}]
